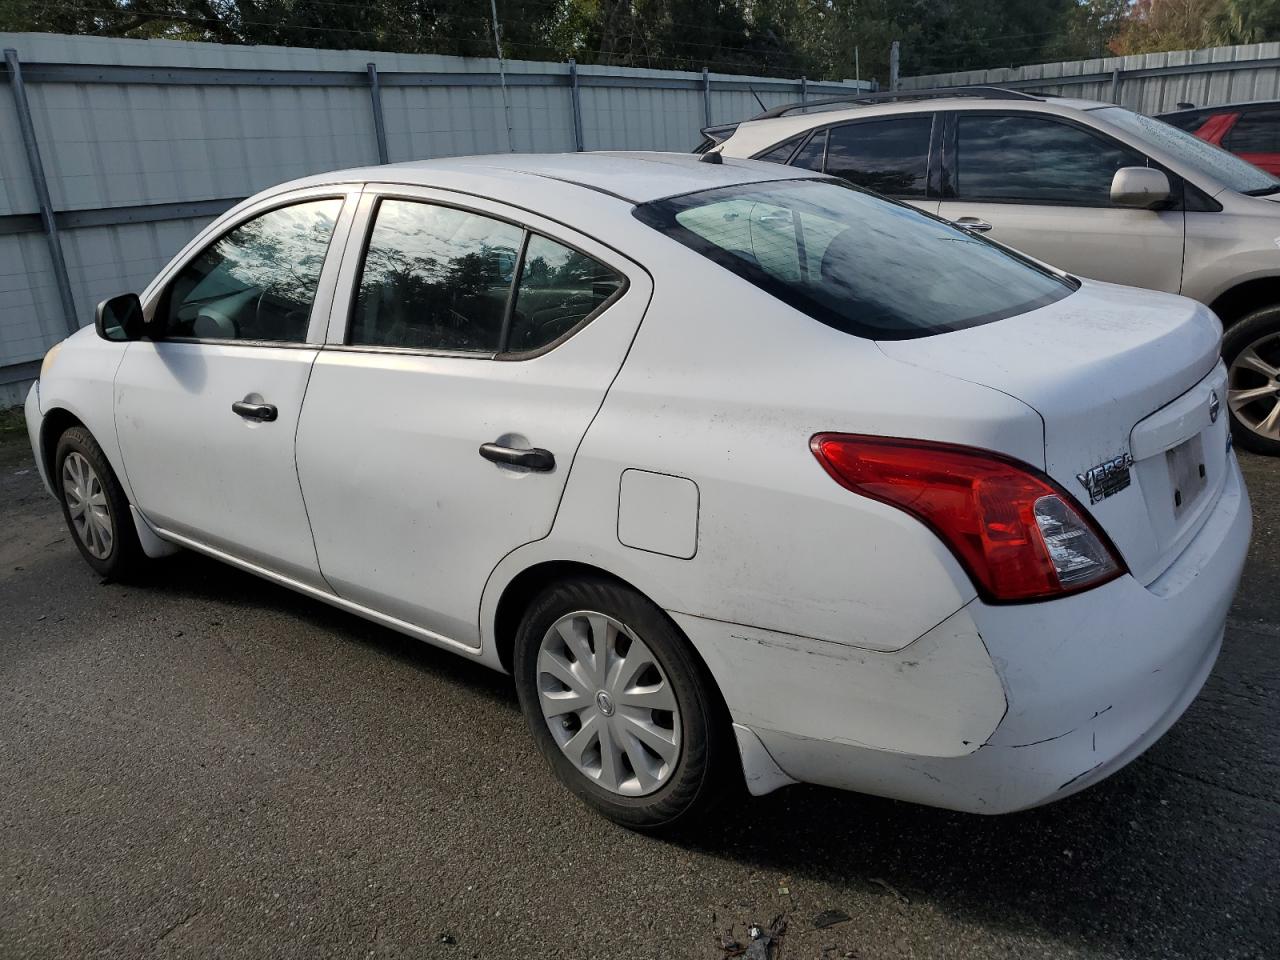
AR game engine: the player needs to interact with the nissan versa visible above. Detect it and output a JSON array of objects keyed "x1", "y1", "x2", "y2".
[{"x1": 25, "y1": 153, "x2": 1250, "y2": 829}]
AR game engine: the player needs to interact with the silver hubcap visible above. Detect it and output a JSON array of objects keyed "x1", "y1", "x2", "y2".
[
  {"x1": 536, "y1": 611, "x2": 681, "y2": 797},
  {"x1": 62, "y1": 451, "x2": 113, "y2": 560},
  {"x1": 1228, "y1": 332, "x2": 1280, "y2": 442}
]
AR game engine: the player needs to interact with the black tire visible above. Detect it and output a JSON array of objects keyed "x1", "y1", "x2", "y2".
[
  {"x1": 513, "y1": 576, "x2": 736, "y2": 832},
  {"x1": 1223, "y1": 307, "x2": 1280, "y2": 456},
  {"x1": 54, "y1": 426, "x2": 146, "y2": 581}
]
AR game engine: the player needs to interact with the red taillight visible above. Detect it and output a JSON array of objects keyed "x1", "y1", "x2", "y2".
[{"x1": 811, "y1": 434, "x2": 1125, "y2": 603}]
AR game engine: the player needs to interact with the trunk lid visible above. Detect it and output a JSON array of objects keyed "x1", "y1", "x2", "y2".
[{"x1": 878, "y1": 279, "x2": 1227, "y2": 584}]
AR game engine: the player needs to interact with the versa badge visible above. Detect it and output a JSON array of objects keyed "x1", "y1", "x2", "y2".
[{"x1": 1077, "y1": 453, "x2": 1134, "y2": 505}]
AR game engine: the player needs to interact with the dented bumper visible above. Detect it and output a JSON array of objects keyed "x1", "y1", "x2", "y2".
[{"x1": 681, "y1": 453, "x2": 1251, "y2": 814}]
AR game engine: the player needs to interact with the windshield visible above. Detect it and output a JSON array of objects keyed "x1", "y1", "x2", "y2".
[
  {"x1": 633, "y1": 179, "x2": 1075, "y2": 341},
  {"x1": 1094, "y1": 106, "x2": 1280, "y2": 195}
]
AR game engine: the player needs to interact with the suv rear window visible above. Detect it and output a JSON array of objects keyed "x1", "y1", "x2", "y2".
[{"x1": 634, "y1": 179, "x2": 1075, "y2": 341}]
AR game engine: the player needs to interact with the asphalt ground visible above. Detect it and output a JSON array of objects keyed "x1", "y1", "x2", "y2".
[{"x1": 1, "y1": 431, "x2": 1277, "y2": 960}]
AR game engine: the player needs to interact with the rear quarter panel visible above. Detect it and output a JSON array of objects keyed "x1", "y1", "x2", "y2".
[{"x1": 484, "y1": 256, "x2": 1045, "y2": 656}]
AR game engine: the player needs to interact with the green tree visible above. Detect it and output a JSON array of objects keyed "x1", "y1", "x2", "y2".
[{"x1": 1211, "y1": 0, "x2": 1280, "y2": 43}]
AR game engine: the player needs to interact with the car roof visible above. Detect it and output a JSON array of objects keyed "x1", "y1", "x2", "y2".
[
  {"x1": 276, "y1": 151, "x2": 824, "y2": 205},
  {"x1": 724, "y1": 94, "x2": 1114, "y2": 156}
]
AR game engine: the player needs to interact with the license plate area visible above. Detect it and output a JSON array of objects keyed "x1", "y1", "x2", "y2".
[{"x1": 1165, "y1": 432, "x2": 1207, "y2": 519}]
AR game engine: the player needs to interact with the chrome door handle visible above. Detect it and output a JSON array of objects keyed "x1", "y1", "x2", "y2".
[
  {"x1": 954, "y1": 217, "x2": 993, "y2": 233},
  {"x1": 479, "y1": 442, "x2": 555, "y2": 472},
  {"x1": 231, "y1": 400, "x2": 278, "y2": 422}
]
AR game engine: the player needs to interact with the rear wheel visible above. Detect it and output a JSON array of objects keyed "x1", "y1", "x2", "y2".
[
  {"x1": 512, "y1": 576, "x2": 734, "y2": 831},
  {"x1": 1224, "y1": 307, "x2": 1280, "y2": 456},
  {"x1": 54, "y1": 427, "x2": 145, "y2": 580}
]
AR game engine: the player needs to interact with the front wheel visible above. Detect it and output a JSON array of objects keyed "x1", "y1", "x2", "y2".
[
  {"x1": 54, "y1": 426, "x2": 146, "y2": 580},
  {"x1": 1224, "y1": 307, "x2": 1280, "y2": 456},
  {"x1": 512, "y1": 576, "x2": 735, "y2": 831}
]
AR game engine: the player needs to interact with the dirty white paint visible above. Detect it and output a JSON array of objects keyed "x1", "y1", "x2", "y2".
[
  {"x1": 675, "y1": 604, "x2": 1007, "y2": 760},
  {"x1": 880, "y1": 280, "x2": 1224, "y2": 585},
  {"x1": 28, "y1": 154, "x2": 1252, "y2": 818}
]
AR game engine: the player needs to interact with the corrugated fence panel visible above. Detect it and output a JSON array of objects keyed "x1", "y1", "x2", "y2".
[
  {"x1": 901, "y1": 41, "x2": 1280, "y2": 115},
  {"x1": 0, "y1": 32, "x2": 864, "y2": 389},
  {"x1": 61, "y1": 218, "x2": 217, "y2": 340},
  {"x1": 0, "y1": 234, "x2": 60, "y2": 365},
  {"x1": 0, "y1": 78, "x2": 36, "y2": 217}
]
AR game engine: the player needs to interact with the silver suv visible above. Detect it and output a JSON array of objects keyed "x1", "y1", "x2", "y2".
[{"x1": 712, "y1": 87, "x2": 1280, "y2": 454}]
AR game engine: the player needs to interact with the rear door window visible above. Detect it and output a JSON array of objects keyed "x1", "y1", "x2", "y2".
[
  {"x1": 755, "y1": 134, "x2": 808, "y2": 164},
  {"x1": 789, "y1": 131, "x2": 827, "y2": 171},
  {"x1": 1224, "y1": 108, "x2": 1280, "y2": 153},
  {"x1": 506, "y1": 236, "x2": 625, "y2": 352},
  {"x1": 824, "y1": 116, "x2": 933, "y2": 197},
  {"x1": 634, "y1": 178, "x2": 1074, "y2": 341},
  {"x1": 350, "y1": 199, "x2": 523, "y2": 352},
  {"x1": 956, "y1": 114, "x2": 1147, "y2": 206}
]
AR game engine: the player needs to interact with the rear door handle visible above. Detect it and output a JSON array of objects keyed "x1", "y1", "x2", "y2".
[
  {"x1": 954, "y1": 216, "x2": 993, "y2": 233},
  {"x1": 231, "y1": 400, "x2": 278, "y2": 422},
  {"x1": 479, "y1": 442, "x2": 555, "y2": 472}
]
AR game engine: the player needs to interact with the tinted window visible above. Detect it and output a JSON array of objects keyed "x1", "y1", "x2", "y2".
[
  {"x1": 1225, "y1": 108, "x2": 1280, "y2": 153},
  {"x1": 506, "y1": 236, "x2": 625, "y2": 352},
  {"x1": 633, "y1": 179, "x2": 1074, "y2": 341},
  {"x1": 956, "y1": 114, "x2": 1146, "y2": 205},
  {"x1": 1159, "y1": 111, "x2": 1212, "y2": 133},
  {"x1": 161, "y1": 198, "x2": 342, "y2": 341},
  {"x1": 1093, "y1": 106, "x2": 1280, "y2": 195},
  {"x1": 824, "y1": 117, "x2": 932, "y2": 197},
  {"x1": 351, "y1": 199, "x2": 523, "y2": 352},
  {"x1": 756, "y1": 134, "x2": 807, "y2": 164},
  {"x1": 790, "y1": 131, "x2": 827, "y2": 171}
]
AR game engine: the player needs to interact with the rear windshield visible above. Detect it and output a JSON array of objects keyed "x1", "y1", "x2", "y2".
[{"x1": 633, "y1": 178, "x2": 1075, "y2": 340}]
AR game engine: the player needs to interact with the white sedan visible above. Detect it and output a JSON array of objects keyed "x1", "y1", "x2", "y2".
[{"x1": 25, "y1": 152, "x2": 1250, "y2": 829}]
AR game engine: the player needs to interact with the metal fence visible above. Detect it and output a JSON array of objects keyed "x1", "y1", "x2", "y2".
[
  {"x1": 901, "y1": 40, "x2": 1280, "y2": 115},
  {"x1": 0, "y1": 33, "x2": 867, "y2": 403}
]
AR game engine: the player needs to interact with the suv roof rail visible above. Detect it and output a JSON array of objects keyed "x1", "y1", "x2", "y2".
[{"x1": 751, "y1": 86, "x2": 1042, "y2": 120}]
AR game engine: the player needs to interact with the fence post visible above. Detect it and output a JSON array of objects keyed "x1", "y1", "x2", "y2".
[
  {"x1": 569, "y1": 58, "x2": 584, "y2": 151},
  {"x1": 4, "y1": 49, "x2": 78, "y2": 338},
  {"x1": 889, "y1": 41, "x2": 900, "y2": 91},
  {"x1": 1110, "y1": 66, "x2": 1122, "y2": 104},
  {"x1": 366, "y1": 62, "x2": 389, "y2": 164},
  {"x1": 702, "y1": 66, "x2": 712, "y2": 127},
  {"x1": 800, "y1": 75, "x2": 808, "y2": 105}
]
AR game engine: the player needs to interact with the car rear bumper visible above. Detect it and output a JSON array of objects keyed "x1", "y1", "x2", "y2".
[{"x1": 677, "y1": 452, "x2": 1252, "y2": 814}]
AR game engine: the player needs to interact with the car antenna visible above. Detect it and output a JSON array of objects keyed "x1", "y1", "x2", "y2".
[
  {"x1": 699, "y1": 150, "x2": 723, "y2": 164},
  {"x1": 748, "y1": 84, "x2": 766, "y2": 112}
]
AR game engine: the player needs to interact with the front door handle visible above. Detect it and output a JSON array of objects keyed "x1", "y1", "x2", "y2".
[
  {"x1": 479, "y1": 442, "x2": 555, "y2": 472},
  {"x1": 231, "y1": 400, "x2": 278, "y2": 422},
  {"x1": 954, "y1": 216, "x2": 993, "y2": 233}
]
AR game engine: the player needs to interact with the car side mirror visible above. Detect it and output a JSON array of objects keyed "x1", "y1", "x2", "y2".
[
  {"x1": 95, "y1": 293, "x2": 145, "y2": 342},
  {"x1": 1111, "y1": 167, "x2": 1171, "y2": 209}
]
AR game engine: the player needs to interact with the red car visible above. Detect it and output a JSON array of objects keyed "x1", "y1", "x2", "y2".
[{"x1": 1158, "y1": 101, "x2": 1280, "y2": 175}]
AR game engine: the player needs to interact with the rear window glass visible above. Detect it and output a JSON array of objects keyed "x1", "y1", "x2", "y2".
[
  {"x1": 790, "y1": 131, "x2": 827, "y2": 171},
  {"x1": 1159, "y1": 111, "x2": 1212, "y2": 133},
  {"x1": 633, "y1": 178, "x2": 1075, "y2": 341},
  {"x1": 756, "y1": 134, "x2": 807, "y2": 164}
]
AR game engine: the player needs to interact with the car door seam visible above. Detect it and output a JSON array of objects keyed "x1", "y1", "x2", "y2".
[
  {"x1": 294, "y1": 186, "x2": 364, "y2": 597},
  {"x1": 474, "y1": 273, "x2": 658, "y2": 655}
]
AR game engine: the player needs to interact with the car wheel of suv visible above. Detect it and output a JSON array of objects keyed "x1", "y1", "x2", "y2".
[
  {"x1": 1224, "y1": 307, "x2": 1280, "y2": 456},
  {"x1": 54, "y1": 426, "x2": 145, "y2": 580},
  {"x1": 512, "y1": 575, "x2": 734, "y2": 831}
]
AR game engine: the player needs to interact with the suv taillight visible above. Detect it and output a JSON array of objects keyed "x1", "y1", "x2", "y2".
[{"x1": 811, "y1": 434, "x2": 1125, "y2": 603}]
